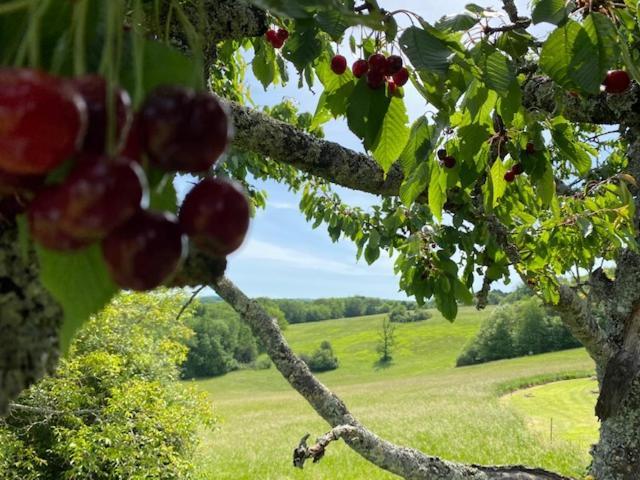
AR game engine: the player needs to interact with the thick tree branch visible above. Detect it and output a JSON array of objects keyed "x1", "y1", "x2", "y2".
[
  {"x1": 212, "y1": 276, "x2": 572, "y2": 480},
  {"x1": 228, "y1": 101, "x2": 405, "y2": 196}
]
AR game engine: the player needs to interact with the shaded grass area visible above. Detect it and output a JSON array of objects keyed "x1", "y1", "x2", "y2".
[{"x1": 192, "y1": 307, "x2": 596, "y2": 479}]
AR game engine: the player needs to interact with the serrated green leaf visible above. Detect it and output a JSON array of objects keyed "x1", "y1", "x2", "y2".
[
  {"x1": 537, "y1": 164, "x2": 556, "y2": 207},
  {"x1": 550, "y1": 117, "x2": 592, "y2": 175},
  {"x1": 37, "y1": 245, "x2": 118, "y2": 353},
  {"x1": 399, "y1": 26, "x2": 453, "y2": 75},
  {"x1": 583, "y1": 13, "x2": 618, "y2": 75},
  {"x1": 436, "y1": 12, "x2": 479, "y2": 31},
  {"x1": 282, "y1": 24, "x2": 323, "y2": 72},
  {"x1": 400, "y1": 161, "x2": 430, "y2": 207},
  {"x1": 315, "y1": 9, "x2": 349, "y2": 41},
  {"x1": 371, "y1": 96, "x2": 410, "y2": 173},
  {"x1": 435, "y1": 283, "x2": 458, "y2": 320},
  {"x1": 490, "y1": 158, "x2": 508, "y2": 208},
  {"x1": 531, "y1": 0, "x2": 569, "y2": 25},
  {"x1": 428, "y1": 167, "x2": 446, "y2": 221},
  {"x1": 252, "y1": 41, "x2": 277, "y2": 89},
  {"x1": 346, "y1": 80, "x2": 391, "y2": 150},
  {"x1": 539, "y1": 20, "x2": 606, "y2": 94},
  {"x1": 398, "y1": 117, "x2": 434, "y2": 173},
  {"x1": 496, "y1": 30, "x2": 534, "y2": 58},
  {"x1": 481, "y1": 46, "x2": 516, "y2": 94}
]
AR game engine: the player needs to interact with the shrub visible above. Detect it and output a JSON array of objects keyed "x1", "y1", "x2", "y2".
[
  {"x1": 301, "y1": 341, "x2": 339, "y2": 372},
  {"x1": 389, "y1": 306, "x2": 431, "y2": 323}
]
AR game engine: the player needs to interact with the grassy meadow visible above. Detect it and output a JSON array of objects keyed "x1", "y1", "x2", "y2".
[{"x1": 192, "y1": 306, "x2": 597, "y2": 479}]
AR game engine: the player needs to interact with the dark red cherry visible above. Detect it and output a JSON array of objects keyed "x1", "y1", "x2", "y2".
[
  {"x1": 603, "y1": 70, "x2": 631, "y2": 94},
  {"x1": 276, "y1": 28, "x2": 289, "y2": 41},
  {"x1": 366, "y1": 70, "x2": 385, "y2": 90},
  {"x1": 265, "y1": 30, "x2": 278, "y2": 45},
  {"x1": 526, "y1": 142, "x2": 535, "y2": 154},
  {"x1": 368, "y1": 53, "x2": 387, "y2": 73},
  {"x1": 511, "y1": 163, "x2": 524, "y2": 175},
  {"x1": 69, "y1": 74, "x2": 131, "y2": 153},
  {"x1": 102, "y1": 210, "x2": 186, "y2": 291},
  {"x1": 387, "y1": 80, "x2": 399, "y2": 96},
  {"x1": 61, "y1": 156, "x2": 146, "y2": 241},
  {"x1": 179, "y1": 178, "x2": 250, "y2": 257},
  {"x1": 385, "y1": 55, "x2": 403, "y2": 75},
  {"x1": 331, "y1": 55, "x2": 348, "y2": 75},
  {"x1": 120, "y1": 113, "x2": 143, "y2": 163},
  {"x1": 0, "y1": 68, "x2": 87, "y2": 175},
  {"x1": 352, "y1": 59, "x2": 369, "y2": 78},
  {"x1": 28, "y1": 188, "x2": 92, "y2": 251},
  {"x1": 442, "y1": 156, "x2": 456, "y2": 169},
  {"x1": 0, "y1": 168, "x2": 44, "y2": 197},
  {"x1": 504, "y1": 170, "x2": 516, "y2": 183},
  {"x1": 437, "y1": 149, "x2": 447, "y2": 161},
  {"x1": 392, "y1": 68, "x2": 410, "y2": 87},
  {"x1": 140, "y1": 86, "x2": 231, "y2": 173}
]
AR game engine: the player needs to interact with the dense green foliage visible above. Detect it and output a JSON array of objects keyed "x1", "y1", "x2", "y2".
[
  {"x1": 194, "y1": 307, "x2": 594, "y2": 479},
  {"x1": 456, "y1": 297, "x2": 581, "y2": 366},
  {"x1": 0, "y1": 291, "x2": 212, "y2": 480},
  {"x1": 300, "y1": 340, "x2": 340, "y2": 372},
  {"x1": 389, "y1": 305, "x2": 432, "y2": 323}
]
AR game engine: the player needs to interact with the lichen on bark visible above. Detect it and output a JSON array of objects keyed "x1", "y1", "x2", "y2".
[{"x1": 0, "y1": 221, "x2": 62, "y2": 416}]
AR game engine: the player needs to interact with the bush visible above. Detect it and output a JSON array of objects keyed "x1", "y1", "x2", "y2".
[
  {"x1": 389, "y1": 306, "x2": 431, "y2": 323},
  {"x1": 301, "y1": 341, "x2": 339, "y2": 372},
  {"x1": 456, "y1": 297, "x2": 581, "y2": 367},
  {"x1": 0, "y1": 291, "x2": 213, "y2": 480}
]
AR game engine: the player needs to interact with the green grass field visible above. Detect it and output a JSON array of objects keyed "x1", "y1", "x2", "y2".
[{"x1": 192, "y1": 307, "x2": 597, "y2": 479}]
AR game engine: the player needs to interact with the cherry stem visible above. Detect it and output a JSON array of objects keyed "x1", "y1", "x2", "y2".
[{"x1": 72, "y1": 0, "x2": 88, "y2": 76}]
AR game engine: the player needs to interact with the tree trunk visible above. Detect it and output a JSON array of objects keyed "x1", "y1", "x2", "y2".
[{"x1": 591, "y1": 380, "x2": 640, "y2": 480}]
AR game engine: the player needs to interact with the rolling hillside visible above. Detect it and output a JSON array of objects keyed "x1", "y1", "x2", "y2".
[{"x1": 192, "y1": 306, "x2": 596, "y2": 480}]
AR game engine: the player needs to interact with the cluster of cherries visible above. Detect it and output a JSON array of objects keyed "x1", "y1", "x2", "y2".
[
  {"x1": 0, "y1": 68, "x2": 250, "y2": 291},
  {"x1": 503, "y1": 142, "x2": 534, "y2": 183},
  {"x1": 437, "y1": 149, "x2": 456, "y2": 169},
  {"x1": 265, "y1": 27, "x2": 289, "y2": 49},
  {"x1": 332, "y1": 52, "x2": 410, "y2": 93}
]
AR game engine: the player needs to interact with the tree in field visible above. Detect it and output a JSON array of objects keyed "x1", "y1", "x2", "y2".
[
  {"x1": 377, "y1": 316, "x2": 397, "y2": 363},
  {"x1": 1, "y1": 0, "x2": 640, "y2": 478}
]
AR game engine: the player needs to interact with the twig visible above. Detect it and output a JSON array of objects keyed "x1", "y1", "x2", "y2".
[{"x1": 176, "y1": 285, "x2": 206, "y2": 321}]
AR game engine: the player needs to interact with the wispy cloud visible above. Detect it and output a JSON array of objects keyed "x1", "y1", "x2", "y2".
[{"x1": 235, "y1": 239, "x2": 395, "y2": 277}]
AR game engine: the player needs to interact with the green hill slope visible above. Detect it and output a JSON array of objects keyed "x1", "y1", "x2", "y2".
[{"x1": 193, "y1": 306, "x2": 595, "y2": 480}]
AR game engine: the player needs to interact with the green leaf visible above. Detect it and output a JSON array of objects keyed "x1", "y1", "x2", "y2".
[
  {"x1": 435, "y1": 12, "x2": 479, "y2": 32},
  {"x1": 346, "y1": 80, "x2": 391, "y2": 150},
  {"x1": 537, "y1": 164, "x2": 556, "y2": 207},
  {"x1": 481, "y1": 46, "x2": 516, "y2": 95},
  {"x1": 496, "y1": 30, "x2": 534, "y2": 58},
  {"x1": 531, "y1": 0, "x2": 569, "y2": 25},
  {"x1": 37, "y1": 245, "x2": 118, "y2": 353},
  {"x1": 371, "y1": 96, "x2": 410, "y2": 173},
  {"x1": 490, "y1": 159, "x2": 508, "y2": 208},
  {"x1": 583, "y1": 13, "x2": 619, "y2": 73},
  {"x1": 539, "y1": 19, "x2": 608, "y2": 94},
  {"x1": 400, "y1": 162, "x2": 430, "y2": 206},
  {"x1": 149, "y1": 176, "x2": 178, "y2": 213},
  {"x1": 315, "y1": 10, "x2": 349, "y2": 41},
  {"x1": 252, "y1": 41, "x2": 277, "y2": 89},
  {"x1": 282, "y1": 24, "x2": 323, "y2": 72},
  {"x1": 399, "y1": 26, "x2": 453, "y2": 75},
  {"x1": 428, "y1": 167, "x2": 446, "y2": 221},
  {"x1": 435, "y1": 283, "x2": 458, "y2": 320},
  {"x1": 550, "y1": 117, "x2": 592, "y2": 175}
]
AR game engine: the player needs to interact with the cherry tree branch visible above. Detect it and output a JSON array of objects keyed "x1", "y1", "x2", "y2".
[{"x1": 212, "y1": 276, "x2": 573, "y2": 480}]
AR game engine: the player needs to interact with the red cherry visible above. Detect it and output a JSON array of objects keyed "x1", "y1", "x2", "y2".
[
  {"x1": 69, "y1": 75, "x2": 132, "y2": 153},
  {"x1": 179, "y1": 178, "x2": 250, "y2": 257},
  {"x1": 265, "y1": 30, "x2": 278, "y2": 45},
  {"x1": 366, "y1": 70, "x2": 386, "y2": 90},
  {"x1": 65, "y1": 156, "x2": 145, "y2": 241},
  {"x1": 437, "y1": 149, "x2": 447, "y2": 161},
  {"x1": 331, "y1": 55, "x2": 348, "y2": 75},
  {"x1": 120, "y1": 113, "x2": 143, "y2": 163},
  {"x1": 385, "y1": 55, "x2": 403, "y2": 75},
  {"x1": 526, "y1": 142, "x2": 535, "y2": 154},
  {"x1": 0, "y1": 168, "x2": 44, "y2": 197},
  {"x1": 102, "y1": 210, "x2": 186, "y2": 291},
  {"x1": 0, "y1": 68, "x2": 87, "y2": 175},
  {"x1": 603, "y1": 70, "x2": 631, "y2": 94},
  {"x1": 511, "y1": 163, "x2": 524, "y2": 175},
  {"x1": 28, "y1": 188, "x2": 92, "y2": 251},
  {"x1": 352, "y1": 59, "x2": 369, "y2": 78},
  {"x1": 368, "y1": 53, "x2": 387, "y2": 73},
  {"x1": 276, "y1": 28, "x2": 289, "y2": 41},
  {"x1": 140, "y1": 86, "x2": 231, "y2": 173},
  {"x1": 504, "y1": 170, "x2": 516, "y2": 183},
  {"x1": 270, "y1": 35, "x2": 285, "y2": 49},
  {"x1": 387, "y1": 80, "x2": 399, "y2": 96},
  {"x1": 442, "y1": 156, "x2": 456, "y2": 169},
  {"x1": 392, "y1": 68, "x2": 410, "y2": 87}
]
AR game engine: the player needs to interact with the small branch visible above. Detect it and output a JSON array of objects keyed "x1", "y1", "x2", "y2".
[
  {"x1": 501, "y1": 0, "x2": 522, "y2": 23},
  {"x1": 176, "y1": 285, "x2": 206, "y2": 321},
  {"x1": 476, "y1": 274, "x2": 492, "y2": 310},
  {"x1": 8, "y1": 403, "x2": 98, "y2": 417},
  {"x1": 484, "y1": 20, "x2": 531, "y2": 34}
]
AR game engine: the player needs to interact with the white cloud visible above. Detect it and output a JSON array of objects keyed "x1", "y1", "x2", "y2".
[{"x1": 235, "y1": 239, "x2": 395, "y2": 277}]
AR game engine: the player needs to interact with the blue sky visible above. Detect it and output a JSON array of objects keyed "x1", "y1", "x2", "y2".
[{"x1": 188, "y1": 1, "x2": 531, "y2": 299}]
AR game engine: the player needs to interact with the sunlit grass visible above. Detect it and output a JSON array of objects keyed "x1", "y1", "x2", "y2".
[{"x1": 192, "y1": 307, "x2": 595, "y2": 479}]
